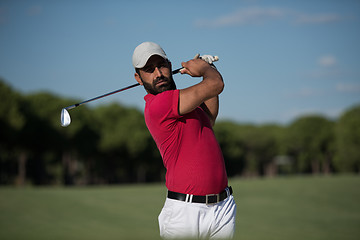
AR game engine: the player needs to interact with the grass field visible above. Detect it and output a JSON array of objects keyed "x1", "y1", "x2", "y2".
[{"x1": 0, "y1": 175, "x2": 359, "y2": 240}]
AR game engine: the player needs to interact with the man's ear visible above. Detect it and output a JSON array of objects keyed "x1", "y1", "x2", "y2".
[{"x1": 134, "y1": 72, "x2": 143, "y2": 85}]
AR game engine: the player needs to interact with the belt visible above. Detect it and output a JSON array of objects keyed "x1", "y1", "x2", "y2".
[{"x1": 167, "y1": 186, "x2": 233, "y2": 204}]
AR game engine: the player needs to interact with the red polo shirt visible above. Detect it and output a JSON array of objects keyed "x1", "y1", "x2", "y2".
[{"x1": 144, "y1": 90, "x2": 228, "y2": 195}]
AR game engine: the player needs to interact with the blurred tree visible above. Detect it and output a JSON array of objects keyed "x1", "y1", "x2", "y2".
[
  {"x1": 93, "y1": 103, "x2": 162, "y2": 183},
  {"x1": 215, "y1": 121, "x2": 284, "y2": 177},
  {"x1": 258, "y1": 124, "x2": 286, "y2": 176},
  {"x1": 2, "y1": 77, "x2": 358, "y2": 185},
  {"x1": 334, "y1": 104, "x2": 360, "y2": 173},
  {"x1": 24, "y1": 92, "x2": 99, "y2": 185},
  {"x1": 0, "y1": 79, "x2": 25, "y2": 184},
  {"x1": 59, "y1": 102, "x2": 99, "y2": 185},
  {"x1": 23, "y1": 92, "x2": 67, "y2": 185},
  {"x1": 285, "y1": 115, "x2": 335, "y2": 174},
  {"x1": 236, "y1": 124, "x2": 262, "y2": 177},
  {"x1": 237, "y1": 124, "x2": 282, "y2": 177},
  {"x1": 0, "y1": 80, "x2": 25, "y2": 131},
  {"x1": 214, "y1": 121, "x2": 246, "y2": 177}
]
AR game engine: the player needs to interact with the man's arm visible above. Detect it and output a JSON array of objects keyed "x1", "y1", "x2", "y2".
[{"x1": 178, "y1": 58, "x2": 224, "y2": 125}]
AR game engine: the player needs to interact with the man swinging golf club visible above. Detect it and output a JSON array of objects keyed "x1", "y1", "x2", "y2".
[{"x1": 133, "y1": 42, "x2": 236, "y2": 239}]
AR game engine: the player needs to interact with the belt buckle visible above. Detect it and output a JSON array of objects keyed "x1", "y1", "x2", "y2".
[{"x1": 206, "y1": 193, "x2": 219, "y2": 204}]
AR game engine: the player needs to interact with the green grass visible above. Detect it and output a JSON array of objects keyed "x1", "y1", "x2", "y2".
[
  {"x1": 232, "y1": 175, "x2": 360, "y2": 240},
  {"x1": 0, "y1": 175, "x2": 359, "y2": 240}
]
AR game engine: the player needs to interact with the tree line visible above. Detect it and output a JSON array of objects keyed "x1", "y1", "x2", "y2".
[{"x1": 1, "y1": 79, "x2": 359, "y2": 186}]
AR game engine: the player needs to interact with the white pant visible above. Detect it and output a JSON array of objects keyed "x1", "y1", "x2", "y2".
[{"x1": 158, "y1": 195, "x2": 236, "y2": 239}]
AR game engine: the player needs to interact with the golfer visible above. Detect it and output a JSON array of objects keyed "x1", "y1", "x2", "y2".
[{"x1": 132, "y1": 42, "x2": 236, "y2": 239}]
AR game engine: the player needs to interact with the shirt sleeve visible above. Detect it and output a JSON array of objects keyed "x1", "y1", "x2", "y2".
[{"x1": 145, "y1": 90, "x2": 181, "y2": 131}]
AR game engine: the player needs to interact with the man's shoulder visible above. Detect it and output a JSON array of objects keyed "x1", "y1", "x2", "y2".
[
  {"x1": 145, "y1": 90, "x2": 178, "y2": 103},
  {"x1": 145, "y1": 90, "x2": 180, "y2": 120}
]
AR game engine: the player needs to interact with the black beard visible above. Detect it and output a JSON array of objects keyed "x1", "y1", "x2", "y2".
[{"x1": 142, "y1": 75, "x2": 177, "y2": 95}]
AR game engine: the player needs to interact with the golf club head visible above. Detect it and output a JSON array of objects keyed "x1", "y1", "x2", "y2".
[{"x1": 61, "y1": 108, "x2": 71, "y2": 127}]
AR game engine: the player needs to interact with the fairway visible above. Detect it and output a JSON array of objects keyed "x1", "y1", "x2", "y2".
[{"x1": 0, "y1": 175, "x2": 359, "y2": 240}]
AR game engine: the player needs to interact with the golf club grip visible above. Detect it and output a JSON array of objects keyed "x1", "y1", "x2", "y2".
[
  {"x1": 172, "y1": 55, "x2": 219, "y2": 74},
  {"x1": 172, "y1": 68, "x2": 182, "y2": 75}
]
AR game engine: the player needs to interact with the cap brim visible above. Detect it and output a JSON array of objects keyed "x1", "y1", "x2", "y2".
[{"x1": 134, "y1": 53, "x2": 167, "y2": 69}]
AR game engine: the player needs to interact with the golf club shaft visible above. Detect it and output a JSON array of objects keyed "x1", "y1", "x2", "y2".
[
  {"x1": 65, "y1": 82, "x2": 140, "y2": 110},
  {"x1": 64, "y1": 55, "x2": 219, "y2": 110},
  {"x1": 65, "y1": 67, "x2": 184, "y2": 110}
]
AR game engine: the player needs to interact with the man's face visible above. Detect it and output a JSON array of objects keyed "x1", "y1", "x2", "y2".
[{"x1": 135, "y1": 55, "x2": 176, "y2": 95}]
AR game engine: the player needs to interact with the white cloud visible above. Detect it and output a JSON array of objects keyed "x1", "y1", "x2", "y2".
[
  {"x1": 296, "y1": 87, "x2": 318, "y2": 97},
  {"x1": 195, "y1": 7, "x2": 287, "y2": 28},
  {"x1": 306, "y1": 69, "x2": 342, "y2": 79},
  {"x1": 284, "y1": 87, "x2": 322, "y2": 98},
  {"x1": 295, "y1": 13, "x2": 341, "y2": 24},
  {"x1": 195, "y1": 7, "x2": 343, "y2": 28},
  {"x1": 305, "y1": 55, "x2": 344, "y2": 79},
  {"x1": 318, "y1": 55, "x2": 337, "y2": 67},
  {"x1": 336, "y1": 83, "x2": 360, "y2": 93}
]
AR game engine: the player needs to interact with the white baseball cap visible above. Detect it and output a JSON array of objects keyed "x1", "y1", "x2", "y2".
[{"x1": 132, "y1": 42, "x2": 168, "y2": 69}]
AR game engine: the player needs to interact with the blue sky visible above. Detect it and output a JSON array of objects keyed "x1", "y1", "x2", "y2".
[{"x1": 1, "y1": 0, "x2": 359, "y2": 124}]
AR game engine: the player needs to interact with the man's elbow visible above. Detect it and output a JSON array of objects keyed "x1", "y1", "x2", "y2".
[{"x1": 215, "y1": 78, "x2": 224, "y2": 95}]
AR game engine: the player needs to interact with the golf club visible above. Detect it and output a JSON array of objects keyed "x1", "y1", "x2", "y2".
[{"x1": 61, "y1": 55, "x2": 219, "y2": 127}]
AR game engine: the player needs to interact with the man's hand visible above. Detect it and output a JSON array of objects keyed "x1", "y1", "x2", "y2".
[
  {"x1": 177, "y1": 54, "x2": 223, "y2": 125},
  {"x1": 180, "y1": 58, "x2": 215, "y2": 77},
  {"x1": 198, "y1": 55, "x2": 219, "y2": 65}
]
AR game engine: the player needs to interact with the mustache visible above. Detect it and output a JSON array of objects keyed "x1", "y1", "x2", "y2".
[{"x1": 153, "y1": 76, "x2": 169, "y2": 85}]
